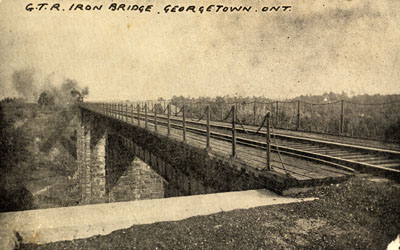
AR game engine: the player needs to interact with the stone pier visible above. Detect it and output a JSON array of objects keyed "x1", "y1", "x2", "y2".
[{"x1": 77, "y1": 107, "x2": 287, "y2": 205}]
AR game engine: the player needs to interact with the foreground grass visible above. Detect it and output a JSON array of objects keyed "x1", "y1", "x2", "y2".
[{"x1": 21, "y1": 175, "x2": 400, "y2": 250}]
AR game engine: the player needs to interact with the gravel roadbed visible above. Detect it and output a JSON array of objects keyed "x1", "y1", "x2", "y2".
[{"x1": 21, "y1": 174, "x2": 400, "y2": 250}]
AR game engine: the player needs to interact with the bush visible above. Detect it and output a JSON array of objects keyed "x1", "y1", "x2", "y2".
[
  {"x1": 0, "y1": 186, "x2": 34, "y2": 212},
  {"x1": 38, "y1": 92, "x2": 55, "y2": 107},
  {"x1": 385, "y1": 119, "x2": 400, "y2": 143}
]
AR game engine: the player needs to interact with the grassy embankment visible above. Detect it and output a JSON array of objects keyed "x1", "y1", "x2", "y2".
[{"x1": 0, "y1": 101, "x2": 80, "y2": 212}]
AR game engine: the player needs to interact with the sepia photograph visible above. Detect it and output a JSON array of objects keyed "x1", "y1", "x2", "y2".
[{"x1": 0, "y1": 0, "x2": 399, "y2": 249}]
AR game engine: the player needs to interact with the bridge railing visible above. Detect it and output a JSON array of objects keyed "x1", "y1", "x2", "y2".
[
  {"x1": 80, "y1": 101, "x2": 274, "y2": 171},
  {"x1": 90, "y1": 98, "x2": 400, "y2": 142}
]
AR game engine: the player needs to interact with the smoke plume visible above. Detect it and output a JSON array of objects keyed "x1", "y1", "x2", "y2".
[
  {"x1": 11, "y1": 68, "x2": 89, "y2": 106},
  {"x1": 12, "y1": 68, "x2": 38, "y2": 103}
]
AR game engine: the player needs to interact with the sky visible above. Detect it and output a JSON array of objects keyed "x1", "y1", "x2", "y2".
[{"x1": 0, "y1": 0, "x2": 399, "y2": 101}]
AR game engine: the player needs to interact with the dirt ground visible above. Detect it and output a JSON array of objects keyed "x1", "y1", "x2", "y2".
[{"x1": 20, "y1": 174, "x2": 400, "y2": 250}]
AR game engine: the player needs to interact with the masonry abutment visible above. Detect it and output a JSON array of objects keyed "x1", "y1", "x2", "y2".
[{"x1": 77, "y1": 110, "x2": 108, "y2": 204}]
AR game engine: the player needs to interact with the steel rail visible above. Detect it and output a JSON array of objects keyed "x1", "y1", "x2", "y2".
[
  {"x1": 81, "y1": 104, "x2": 400, "y2": 179},
  {"x1": 115, "y1": 108, "x2": 400, "y2": 157}
]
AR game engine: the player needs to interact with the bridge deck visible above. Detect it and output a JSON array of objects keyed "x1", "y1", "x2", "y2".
[
  {"x1": 130, "y1": 109, "x2": 400, "y2": 176},
  {"x1": 82, "y1": 105, "x2": 354, "y2": 187},
  {"x1": 160, "y1": 122, "x2": 349, "y2": 180}
]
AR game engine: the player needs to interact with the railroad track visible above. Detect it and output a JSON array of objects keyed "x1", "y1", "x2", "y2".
[{"x1": 83, "y1": 104, "x2": 400, "y2": 180}]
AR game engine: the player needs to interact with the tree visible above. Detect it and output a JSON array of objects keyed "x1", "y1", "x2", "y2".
[
  {"x1": 0, "y1": 104, "x2": 34, "y2": 212},
  {"x1": 37, "y1": 92, "x2": 55, "y2": 107},
  {"x1": 385, "y1": 119, "x2": 400, "y2": 143}
]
